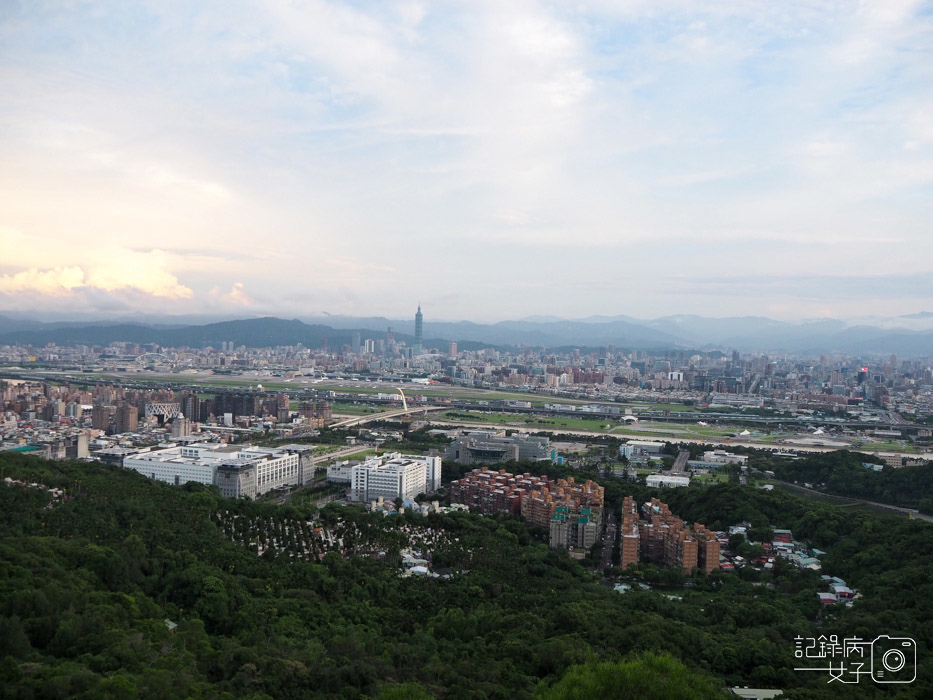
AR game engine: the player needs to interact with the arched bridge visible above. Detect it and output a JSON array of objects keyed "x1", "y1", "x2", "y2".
[{"x1": 329, "y1": 387, "x2": 447, "y2": 428}]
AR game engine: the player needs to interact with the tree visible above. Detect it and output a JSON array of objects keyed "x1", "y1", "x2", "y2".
[
  {"x1": 535, "y1": 653, "x2": 728, "y2": 700},
  {"x1": 379, "y1": 682, "x2": 434, "y2": 699}
]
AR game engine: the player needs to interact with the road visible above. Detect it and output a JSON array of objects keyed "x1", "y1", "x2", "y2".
[
  {"x1": 671, "y1": 450, "x2": 690, "y2": 474},
  {"x1": 776, "y1": 481, "x2": 933, "y2": 522},
  {"x1": 600, "y1": 511, "x2": 617, "y2": 571}
]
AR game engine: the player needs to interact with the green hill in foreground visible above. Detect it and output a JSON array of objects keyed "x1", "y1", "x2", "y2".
[{"x1": 1, "y1": 452, "x2": 932, "y2": 698}]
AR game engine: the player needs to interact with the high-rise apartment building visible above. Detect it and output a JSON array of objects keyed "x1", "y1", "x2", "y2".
[
  {"x1": 91, "y1": 403, "x2": 113, "y2": 433},
  {"x1": 298, "y1": 400, "x2": 333, "y2": 428},
  {"x1": 622, "y1": 498, "x2": 720, "y2": 575},
  {"x1": 449, "y1": 468, "x2": 550, "y2": 515},
  {"x1": 181, "y1": 394, "x2": 201, "y2": 423},
  {"x1": 620, "y1": 496, "x2": 640, "y2": 570},
  {"x1": 450, "y1": 467, "x2": 603, "y2": 550},
  {"x1": 114, "y1": 403, "x2": 138, "y2": 434},
  {"x1": 171, "y1": 414, "x2": 191, "y2": 438}
]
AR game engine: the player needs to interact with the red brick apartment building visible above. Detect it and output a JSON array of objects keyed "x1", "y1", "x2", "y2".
[
  {"x1": 619, "y1": 496, "x2": 719, "y2": 575},
  {"x1": 620, "y1": 496, "x2": 641, "y2": 570},
  {"x1": 449, "y1": 468, "x2": 552, "y2": 515},
  {"x1": 450, "y1": 468, "x2": 605, "y2": 549}
]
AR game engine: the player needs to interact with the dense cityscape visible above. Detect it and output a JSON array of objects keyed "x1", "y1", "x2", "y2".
[
  {"x1": 4, "y1": 0, "x2": 933, "y2": 697},
  {"x1": 3, "y1": 307, "x2": 932, "y2": 473}
]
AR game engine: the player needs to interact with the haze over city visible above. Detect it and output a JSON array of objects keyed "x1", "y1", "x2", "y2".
[{"x1": 2, "y1": 1, "x2": 932, "y2": 323}]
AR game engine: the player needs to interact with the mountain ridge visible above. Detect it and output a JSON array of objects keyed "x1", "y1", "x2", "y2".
[{"x1": 0, "y1": 313, "x2": 931, "y2": 355}]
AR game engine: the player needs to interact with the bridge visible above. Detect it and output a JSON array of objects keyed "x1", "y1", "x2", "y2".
[
  {"x1": 329, "y1": 405, "x2": 448, "y2": 429},
  {"x1": 671, "y1": 450, "x2": 690, "y2": 474},
  {"x1": 329, "y1": 387, "x2": 448, "y2": 429}
]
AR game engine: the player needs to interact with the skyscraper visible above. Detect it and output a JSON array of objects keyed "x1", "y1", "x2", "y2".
[{"x1": 414, "y1": 304, "x2": 423, "y2": 353}]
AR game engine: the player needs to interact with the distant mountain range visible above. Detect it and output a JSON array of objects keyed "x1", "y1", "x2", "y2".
[
  {"x1": 0, "y1": 316, "x2": 481, "y2": 353},
  {"x1": 301, "y1": 312, "x2": 933, "y2": 356},
  {"x1": 1, "y1": 312, "x2": 932, "y2": 356}
]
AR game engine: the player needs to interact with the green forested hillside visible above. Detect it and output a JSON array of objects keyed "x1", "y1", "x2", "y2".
[
  {"x1": 0, "y1": 453, "x2": 931, "y2": 698},
  {"x1": 768, "y1": 450, "x2": 933, "y2": 513}
]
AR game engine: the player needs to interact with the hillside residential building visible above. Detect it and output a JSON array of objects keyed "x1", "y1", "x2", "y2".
[
  {"x1": 449, "y1": 468, "x2": 551, "y2": 515},
  {"x1": 620, "y1": 496, "x2": 641, "y2": 570},
  {"x1": 450, "y1": 467, "x2": 604, "y2": 550},
  {"x1": 619, "y1": 497, "x2": 719, "y2": 574}
]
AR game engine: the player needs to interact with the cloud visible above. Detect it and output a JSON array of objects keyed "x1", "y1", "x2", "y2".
[
  {"x1": 667, "y1": 272, "x2": 933, "y2": 301},
  {"x1": 0, "y1": 1, "x2": 932, "y2": 322},
  {"x1": 210, "y1": 281, "x2": 252, "y2": 307},
  {"x1": 0, "y1": 250, "x2": 193, "y2": 301},
  {"x1": 0, "y1": 266, "x2": 85, "y2": 296},
  {"x1": 85, "y1": 250, "x2": 194, "y2": 299}
]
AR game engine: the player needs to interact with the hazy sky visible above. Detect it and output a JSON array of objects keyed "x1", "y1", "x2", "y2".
[{"x1": 1, "y1": 1, "x2": 931, "y2": 322}]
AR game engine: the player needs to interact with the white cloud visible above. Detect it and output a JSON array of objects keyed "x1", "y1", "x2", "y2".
[
  {"x1": 0, "y1": 0, "x2": 931, "y2": 321},
  {"x1": 0, "y1": 250, "x2": 193, "y2": 301},
  {"x1": 210, "y1": 281, "x2": 252, "y2": 307},
  {"x1": 84, "y1": 250, "x2": 194, "y2": 299},
  {"x1": 0, "y1": 266, "x2": 86, "y2": 296}
]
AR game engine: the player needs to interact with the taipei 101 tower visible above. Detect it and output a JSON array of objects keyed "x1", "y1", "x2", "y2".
[{"x1": 414, "y1": 304, "x2": 423, "y2": 353}]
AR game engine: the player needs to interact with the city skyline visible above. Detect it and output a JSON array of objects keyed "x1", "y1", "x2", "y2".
[{"x1": 2, "y1": 2, "x2": 932, "y2": 322}]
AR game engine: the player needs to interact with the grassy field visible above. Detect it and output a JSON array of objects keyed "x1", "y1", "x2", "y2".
[
  {"x1": 313, "y1": 383, "x2": 587, "y2": 406},
  {"x1": 609, "y1": 422, "x2": 697, "y2": 437},
  {"x1": 680, "y1": 425, "x2": 753, "y2": 438},
  {"x1": 341, "y1": 449, "x2": 377, "y2": 461},
  {"x1": 527, "y1": 416, "x2": 621, "y2": 431},
  {"x1": 692, "y1": 473, "x2": 730, "y2": 484},
  {"x1": 312, "y1": 447, "x2": 377, "y2": 463},
  {"x1": 857, "y1": 440, "x2": 918, "y2": 453},
  {"x1": 440, "y1": 410, "x2": 616, "y2": 432},
  {"x1": 631, "y1": 403, "x2": 698, "y2": 413},
  {"x1": 70, "y1": 373, "x2": 295, "y2": 391},
  {"x1": 332, "y1": 402, "x2": 383, "y2": 415},
  {"x1": 440, "y1": 411, "x2": 525, "y2": 425}
]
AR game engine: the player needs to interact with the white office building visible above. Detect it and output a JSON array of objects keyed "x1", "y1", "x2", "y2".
[
  {"x1": 326, "y1": 461, "x2": 355, "y2": 484},
  {"x1": 646, "y1": 474, "x2": 691, "y2": 488},
  {"x1": 123, "y1": 443, "x2": 221, "y2": 486},
  {"x1": 350, "y1": 452, "x2": 442, "y2": 503},
  {"x1": 422, "y1": 454, "x2": 442, "y2": 492},
  {"x1": 620, "y1": 441, "x2": 667, "y2": 460},
  {"x1": 121, "y1": 442, "x2": 313, "y2": 498},
  {"x1": 701, "y1": 450, "x2": 748, "y2": 466}
]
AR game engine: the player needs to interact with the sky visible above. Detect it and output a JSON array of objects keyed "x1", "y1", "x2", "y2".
[{"x1": 1, "y1": 0, "x2": 932, "y2": 323}]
